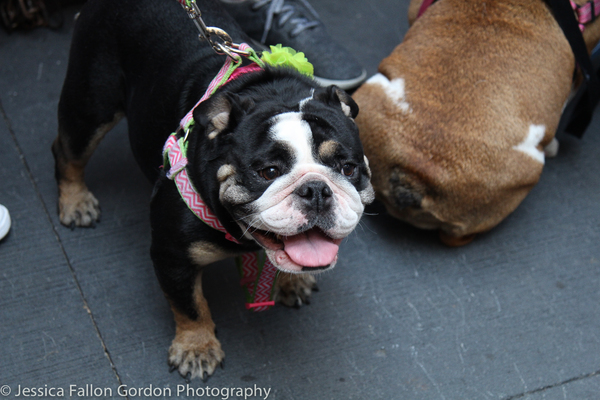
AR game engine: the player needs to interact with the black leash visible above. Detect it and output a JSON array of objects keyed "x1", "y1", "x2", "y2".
[{"x1": 545, "y1": 0, "x2": 600, "y2": 138}]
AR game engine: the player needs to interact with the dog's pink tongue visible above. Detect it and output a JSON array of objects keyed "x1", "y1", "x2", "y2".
[{"x1": 283, "y1": 230, "x2": 339, "y2": 268}]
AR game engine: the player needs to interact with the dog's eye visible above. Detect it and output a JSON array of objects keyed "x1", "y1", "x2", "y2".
[
  {"x1": 341, "y1": 164, "x2": 356, "y2": 177},
  {"x1": 259, "y1": 167, "x2": 281, "y2": 181}
]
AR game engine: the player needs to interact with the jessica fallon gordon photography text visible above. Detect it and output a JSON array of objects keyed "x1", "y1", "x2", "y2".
[{"x1": 8, "y1": 384, "x2": 272, "y2": 399}]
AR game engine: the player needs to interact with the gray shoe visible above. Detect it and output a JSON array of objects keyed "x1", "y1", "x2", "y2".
[{"x1": 222, "y1": 0, "x2": 367, "y2": 90}]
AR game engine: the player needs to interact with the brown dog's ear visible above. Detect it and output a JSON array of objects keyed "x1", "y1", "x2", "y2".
[{"x1": 313, "y1": 85, "x2": 359, "y2": 119}]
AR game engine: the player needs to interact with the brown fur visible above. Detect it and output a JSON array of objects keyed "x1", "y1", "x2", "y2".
[
  {"x1": 53, "y1": 112, "x2": 124, "y2": 227},
  {"x1": 318, "y1": 140, "x2": 339, "y2": 160},
  {"x1": 188, "y1": 241, "x2": 233, "y2": 266},
  {"x1": 52, "y1": 140, "x2": 100, "y2": 227},
  {"x1": 168, "y1": 273, "x2": 224, "y2": 380},
  {"x1": 354, "y1": 0, "x2": 600, "y2": 243}
]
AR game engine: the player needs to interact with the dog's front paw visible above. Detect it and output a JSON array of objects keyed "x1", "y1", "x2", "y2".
[
  {"x1": 58, "y1": 184, "x2": 100, "y2": 228},
  {"x1": 168, "y1": 330, "x2": 225, "y2": 381},
  {"x1": 274, "y1": 273, "x2": 317, "y2": 308}
]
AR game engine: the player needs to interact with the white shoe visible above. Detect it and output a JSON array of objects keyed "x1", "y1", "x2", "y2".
[{"x1": 0, "y1": 204, "x2": 11, "y2": 240}]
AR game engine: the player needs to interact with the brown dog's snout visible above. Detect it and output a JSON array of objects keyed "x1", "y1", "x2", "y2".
[{"x1": 294, "y1": 180, "x2": 333, "y2": 213}]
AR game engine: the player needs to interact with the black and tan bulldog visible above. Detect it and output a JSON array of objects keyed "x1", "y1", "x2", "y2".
[{"x1": 53, "y1": 0, "x2": 373, "y2": 380}]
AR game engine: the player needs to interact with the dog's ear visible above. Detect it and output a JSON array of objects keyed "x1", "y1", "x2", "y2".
[
  {"x1": 313, "y1": 85, "x2": 359, "y2": 119},
  {"x1": 225, "y1": 92, "x2": 256, "y2": 128},
  {"x1": 192, "y1": 93, "x2": 256, "y2": 140}
]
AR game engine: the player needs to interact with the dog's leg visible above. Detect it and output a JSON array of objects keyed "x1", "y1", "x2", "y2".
[
  {"x1": 53, "y1": 32, "x2": 125, "y2": 228},
  {"x1": 274, "y1": 272, "x2": 317, "y2": 307},
  {"x1": 53, "y1": 112, "x2": 124, "y2": 227},
  {"x1": 167, "y1": 271, "x2": 225, "y2": 381},
  {"x1": 150, "y1": 180, "x2": 230, "y2": 380}
]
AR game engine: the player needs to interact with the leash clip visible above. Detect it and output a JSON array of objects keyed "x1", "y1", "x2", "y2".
[
  {"x1": 180, "y1": 0, "x2": 250, "y2": 61},
  {"x1": 205, "y1": 27, "x2": 248, "y2": 60},
  {"x1": 182, "y1": 0, "x2": 211, "y2": 40}
]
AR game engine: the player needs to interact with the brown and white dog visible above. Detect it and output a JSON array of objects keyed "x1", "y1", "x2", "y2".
[{"x1": 353, "y1": 0, "x2": 600, "y2": 245}]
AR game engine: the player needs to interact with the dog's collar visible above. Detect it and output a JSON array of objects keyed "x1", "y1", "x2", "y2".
[
  {"x1": 179, "y1": 43, "x2": 265, "y2": 135},
  {"x1": 163, "y1": 134, "x2": 239, "y2": 242},
  {"x1": 163, "y1": 42, "x2": 261, "y2": 242},
  {"x1": 416, "y1": 0, "x2": 436, "y2": 18},
  {"x1": 571, "y1": 0, "x2": 600, "y2": 30}
]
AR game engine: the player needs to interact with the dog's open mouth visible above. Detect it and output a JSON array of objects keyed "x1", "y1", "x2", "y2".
[{"x1": 248, "y1": 227, "x2": 343, "y2": 273}]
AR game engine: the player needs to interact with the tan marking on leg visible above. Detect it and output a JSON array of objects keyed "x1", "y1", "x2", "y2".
[
  {"x1": 274, "y1": 272, "x2": 317, "y2": 307},
  {"x1": 54, "y1": 112, "x2": 124, "y2": 227},
  {"x1": 57, "y1": 161, "x2": 100, "y2": 227},
  {"x1": 168, "y1": 273, "x2": 224, "y2": 380}
]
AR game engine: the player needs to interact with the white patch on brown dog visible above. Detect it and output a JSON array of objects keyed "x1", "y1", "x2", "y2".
[
  {"x1": 366, "y1": 73, "x2": 411, "y2": 113},
  {"x1": 513, "y1": 124, "x2": 546, "y2": 164}
]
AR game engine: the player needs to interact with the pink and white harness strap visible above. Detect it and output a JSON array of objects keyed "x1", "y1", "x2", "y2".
[
  {"x1": 571, "y1": 0, "x2": 600, "y2": 31},
  {"x1": 162, "y1": 45, "x2": 278, "y2": 312}
]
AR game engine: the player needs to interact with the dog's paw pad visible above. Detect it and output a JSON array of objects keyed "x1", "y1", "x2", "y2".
[
  {"x1": 59, "y1": 188, "x2": 100, "y2": 227},
  {"x1": 168, "y1": 335, "x2": 225, "y2": 380},
  {"x1": 274, "y1": 273, "x2": 317, "y2": 308}
]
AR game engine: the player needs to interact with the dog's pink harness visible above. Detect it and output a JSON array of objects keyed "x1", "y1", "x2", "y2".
[
  {"x1": 163, "y1": 44, "x2": 278, "y2": 312},
  {"x1": 571, "y1": 0, "x2": 600, "y2": 30}
]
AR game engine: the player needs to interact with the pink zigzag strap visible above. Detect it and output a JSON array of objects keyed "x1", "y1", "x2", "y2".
[
  {"x1": 238, "y1": 252, "x2": 279, "y2": 311},
  {"x1": 161, "y1": 41, "x2": 276, "y2": 311},
  {"x1": 572, "y1": 0, "x2": 600, "y2": 30},
  {"x1": 163, "y1": 135, "x2": 238, "y2": 243},
  {"x1": 568, "y1": 0, "x2": 600, "y2": 31},
  {"x1": 179, "y1": 43, "x2": 262, "y2": 132},
  {"x1": 163, "y1": 134, "x2": 278, "y2": 310}
]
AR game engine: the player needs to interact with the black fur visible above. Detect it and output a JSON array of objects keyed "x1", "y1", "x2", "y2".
[{"x1": 58, "y1": 0, "x2": 370, "y2": 324}]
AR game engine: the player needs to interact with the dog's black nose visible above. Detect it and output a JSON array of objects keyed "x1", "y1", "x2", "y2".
[{"x1": 294, "y1": 180, "x2": 333, "y2": 213}]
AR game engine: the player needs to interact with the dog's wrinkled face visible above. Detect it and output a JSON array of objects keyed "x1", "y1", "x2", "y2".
[{"x1": 208, "y1": 85, "x2": 374, "y2": 273}]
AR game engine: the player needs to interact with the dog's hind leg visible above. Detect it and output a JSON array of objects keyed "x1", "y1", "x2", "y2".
[
  {"x1": 53, "y1": 30, "x2": 125, "y2": 228},
  {"x1": 53, "y1": 111, "x2": 124, "y2": 227}
]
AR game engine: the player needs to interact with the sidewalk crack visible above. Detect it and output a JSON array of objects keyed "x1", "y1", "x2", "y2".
[
  {"x1": 0, "y1": 99, "x2": 129, "y2": 400},
  {"x1": 503, "y1": 369, "x2": 600, "y2": 400}
]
